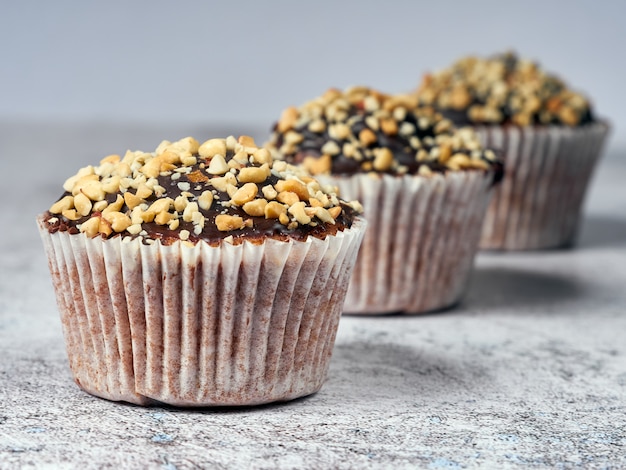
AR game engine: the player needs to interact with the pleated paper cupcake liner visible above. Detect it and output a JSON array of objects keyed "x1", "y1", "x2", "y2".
[
  {"x1": 38, "y1": 217, "x2": 365, "y2": 406},
  {"x1": 320, "y1": 171, "x2": 493, "y2": 314},
  {"x1": 475, "y1": 122, "x2": 610, "y2": 250}
]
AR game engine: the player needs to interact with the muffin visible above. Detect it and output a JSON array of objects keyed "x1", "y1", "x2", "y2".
[
  {"x1": 267, "y1": 86, "x2": 502, "y2": 314},
  {"x1": 416, "y1": 51, "x2": 610, "y2": 250},
  {"x1": 37, "y1": 135, "x2": 365, "y2": 406}
]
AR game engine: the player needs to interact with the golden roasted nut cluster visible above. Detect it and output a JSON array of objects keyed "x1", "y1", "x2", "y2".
[
  {"x1": 416, "y1": 52, "x2": 593, "y2": 126},
  {"x1": 267, "y1": 86, "x2": 498, "y2": 176},
  {"x1": 46, "y1": 136, "x2": 362, "y2": 242}
]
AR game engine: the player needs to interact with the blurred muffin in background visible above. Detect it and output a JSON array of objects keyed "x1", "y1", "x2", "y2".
[
  {"x1": 415, "y1": 51, "x2": 610, "y2": 250},
  {"x1": 267, "y1": 86, "x2": 502, "y2": 314}
]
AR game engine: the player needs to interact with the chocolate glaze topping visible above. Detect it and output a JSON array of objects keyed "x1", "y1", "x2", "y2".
[
  {"x1": 43, "y1": 136, "x2": 362, "y2": 245},
  {"x1": 416, "y1": 51, "x2": 595, "y2": 127},
  {"x1": 266, "y1": 86, "x2": 502, "y2": 183}
]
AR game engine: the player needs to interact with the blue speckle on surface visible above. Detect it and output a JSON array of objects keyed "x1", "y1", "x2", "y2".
[
  {"x1": 150, "y1": 412, "x2": 166, "y2": 422},
  {"x1": 151, "y1": 433, "x2": 173, "y2": 443},
  {"x1": 428, "y1": 457, "x2": 461, "y2": 469},
  {"x1": 25, "y1": 427, "x2": 46, "y2": 433},
  {"x1": 497, "y1": 433, "x2": 520, "y2": 443}
]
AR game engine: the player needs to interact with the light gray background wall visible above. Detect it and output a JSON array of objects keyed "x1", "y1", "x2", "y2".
[{"x1": 2, "y1": 1, "x2": 625, "y2": 145}]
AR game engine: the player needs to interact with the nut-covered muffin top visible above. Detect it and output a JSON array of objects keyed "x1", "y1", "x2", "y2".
[
  {"x1": 43, "y1": 136, "x2": 363, "y2": 246},
  {"x1": 415, "y1": 51, "x2": 594, "y2": 127},
  {"x1": 266, "y1": 86, "x2": 501, "y2": 178}
]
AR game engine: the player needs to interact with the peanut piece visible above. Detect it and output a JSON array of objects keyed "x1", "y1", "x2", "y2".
[
  {"x1": 439, "y1": 144, "x2": 452, "y2": 163},
  {"x1": 399, "y1": 122, "x2": 416, "y2": 136},
  {"x1": 284, "y1": 131, "x2": 304, "y2": 145},
  {"x1": 183, "y1": 202, "x2": 199, "y2": 222},
  {"x1": 238, "y1": 135, "x2": 257, "y2": 148},
  {"x1": 447, "y1": 154, "x2": 471, "y2": 169},
  {"x1": 275, "y1": 179, "x2": 310, "y2": 201},
  {"x1": 232, "y1": 150, "x2": 250, "y2": 165},
  {"x1": 93, "y1": 200, "x2": 108, "y2": 212},
  {"x1": 261, "y1": 184, "x2": 278, "y2": 200},
  {"x1": 173, "y1": 195, "x2": 188, "y2": 212},
  {"x1": 308, "y1": 119, "x2": 326, "y2": 133},
  {"x1": 418, "y1": 165, "x2": 433, "y2": 177},
  {"x1": 302, "y1": 154, "x2": 331, "y2": 175},
  {"x1": 314, "y1": 207, "x2": 335, "y2": 224},
  {"x1": 238, "y1": 164, "x2": 270, "y2": 184},
  {"x1": 180, "y1": 155, "x2": 197, "y2": 167},
  {"x1": 329, "y1": 123, "x2": 350, "y2": 140},
  {"x1": 70, "y1": 174, "x2": 98, "y2": 195},
  {"x1": 112, "y1": 162, "x2": 132, "y2": 178},
  {"x1": 215, "y1": 214, "x2": 245, "y2": 231},
  {"x1": 64, "y1": 167, "x2": 94, "y2": 192},
  {"x1": 207, "y1": 154, "x2": 229, "y2": 175},
  {"x1": 276, "y1": 191, "x2": 299, "y2": 207},
  {"x1": 365, "y1": 116, "x2": 380, "y2": 131},
  {"x1": 158, "y1": 151, "x2": 180, "y2": 165},
  {"x1": 154, "y1": 211, "x2": 172, "y2": 226},
  {"x1": 226, "y1": 183, "x2": 238, "y2": 198},
  {"x1": 359, "y1": 128, "x2": 377, "y2": 146},
  {"x1": 277, "y1": 107, "x2": 299, "y2": 133},
  {"x1": 251, "y1": 148, "x2": 272, "y2": 165},
  {"x1": 100, "y1": 176, "x2": 121, "y2": 194},
  {"x1": 373, "y1": 148, "x2": 394, "y2": 171},
  {"x1": 141, "y1": 210, "x2": 156, "y2": 223},
  {"x1": 328, "y1": 206, "x2": 342, "y2": 219},
  {"x1": 225, "y1": 135, "x2": 238, "y2": 151},
  {"x1": 434, "y1": 119, "x2": 452, "y2": 134},
  {"x1": 98, "y1": 218, "x2": 112, "y2": 237},
  {"x1": 130, "y1": 184, "x2": 148, "y2": 200},
  {"x1": 264, "y1": 201, "x2": 287, "y2": 219},
  {"x1": 468, "y1": 159, "x2": 490, "y2": 170},
  {"x1": 100, "y1": 154, "x2": 121, "y2": 165},
  {"x1": 74, "y1": 192, "x2": 92, "y2": 217},
  {"x1": 278, "y1": 212, "x2": 290, "y2": 225},
  {"x1": 380, "y1": 118, "x2": 398, "y2": 135},
  {"x1": 61, "y1": 209, "x2": 81, "y2": 221},
  {"x1": 127, "y1": 223, "x2": 142, "y2": 235},
  {"x1": 198, "y1": 138, "x2": 227, "y2": 159},
  {"x1": 123, "y1": 191, "x2": 141, "y2": 210},
  {"x1": 243, "y1": 198, "x2": 268, "y2": 217},
  {"x1": 288, "y1": 202, "x2": 311, "y2": 225},
  {"x1": 141, "y1": 158, "x2": 161, "y2": 178},
  {"x1": 231, "y1": 183, "x2": 258, "y2": 206},
  {"x1": 187, "y1": 170, "x2": 209, "y2": 183},
  {"x1": 309, "y1": 197, "x2": 323, "y2": 208},
  {"x1": 105, "y1": 211, "x2": 132, "y2": 232},
  {"x1": 100, "y1": 197, "x2": 123, "y2": 217},
  {"x1": 80, "y1": 217, "x2": 100, "y2": 237},
  {"x1": 50, "y1": 195, "x2": 74, "y2": 214},
  {"x1": 174, "y1": 137, "x2": 200, "y2": 155},
  {"x1": 148, "y1": 197, "x2": 173, "y2": 214},
  {"x1": 198, "y1": 191, "x2": 214, "y2": 211},
  {"x1": 321, "y1": 141, "x2": 340, "y2": 156}
]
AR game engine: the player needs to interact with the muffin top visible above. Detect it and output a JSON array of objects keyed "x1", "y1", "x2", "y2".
[
  {"x1": 266, "y1": 86, "x2": 501, "y2": 179},
  {"x1": 415, "y1": 51, "x2": 594, "y2": 127},
  {"x1": 43, "y1": 136, "x2": 363, "y2": 246}
]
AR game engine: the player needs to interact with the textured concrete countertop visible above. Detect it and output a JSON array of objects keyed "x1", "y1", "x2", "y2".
[{"x1": 1, "y1": 122, "x2": 625, "y2": 469}]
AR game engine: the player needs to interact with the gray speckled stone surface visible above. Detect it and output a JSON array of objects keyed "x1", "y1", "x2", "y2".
[{"x1": 1, "y1": 122, "x2": 625, "y2": 469}]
